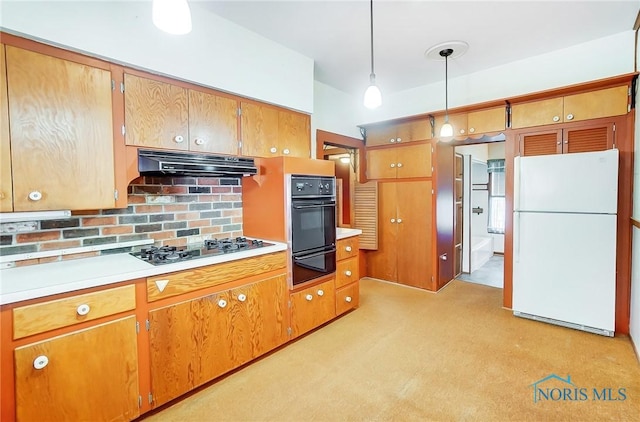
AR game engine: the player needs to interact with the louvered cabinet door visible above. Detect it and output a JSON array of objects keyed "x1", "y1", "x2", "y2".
[
  {"x1": 518, "y1": 129, "x2": 562, "y2": 156},
  {"x1": 367, "y1": 182, "x2": 398, "y2": 282},
  {"x1": 562, "y1": 122, "x2": 614, "y2": 154}
]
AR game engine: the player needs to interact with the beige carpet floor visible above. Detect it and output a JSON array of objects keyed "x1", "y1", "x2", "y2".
[{"x1": 141, "y1": 278, "x2": 640, "y2": 421}]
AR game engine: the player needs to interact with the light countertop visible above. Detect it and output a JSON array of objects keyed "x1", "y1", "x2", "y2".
[
  {"x1": 0, "y1": 241, "x2": 287, "y2": 305},
  {"x1": 336, "y1": 227, "x2": 362, "y2": 239}
]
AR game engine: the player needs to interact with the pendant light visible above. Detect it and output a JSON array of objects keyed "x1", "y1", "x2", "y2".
[
  {"x1": 152, "y1": 0, "x2": 192, "y2": 35},
  {"x1": 363, "y1": 0, "x2": 382, "y2": 109},
  {"x1": 439, "y1": 48, "x2": 454, "y2": 138}
]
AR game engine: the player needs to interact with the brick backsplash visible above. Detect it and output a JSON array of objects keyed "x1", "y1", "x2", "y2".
[{"x1": 0, "y1": 177, "x2": 244, "y2": 266}]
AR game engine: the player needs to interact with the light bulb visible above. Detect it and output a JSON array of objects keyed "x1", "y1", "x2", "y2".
[
  {"x1": 340, "y1": 156, "x2": 351, "y2": 164},
  {"x1": 440, "y1": 122, "x2": 454, "y2": 139},
  {"x1": 363, "y1": 84, "x2": 382, "y2": 109},
  {"x1": 153, "y1": 0, "x2": 192, "y2": 35}
]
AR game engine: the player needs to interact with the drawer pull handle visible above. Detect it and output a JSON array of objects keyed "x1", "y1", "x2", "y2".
[
  {"x1": 345, "y1": 296, "x2": 352, "y2": 303},
  {"x1": 345, "y1": 270, "x2": 352, "y2": 277},
  {"x1": 283, "y1": 148, "x2": 290, "y2": 155},
  {"x1": 28, "y1": 191, "x2": 43, "y2": 201},
  {"x1": 397, "y1": 163, "x2": 403, "y2": 168},
  {"x1": 552, "y1": 116, "x2": 560, "y2": 122},
  {"x1": 218, "y1": 299, "x2": 227, "y2": 308},
  {"x1": 305, "y1": 294, "x2": 313, "y2": 301},
  {"x1": 396, "y1": 137, "x2": 402, "y2": 143},
  {"x1": 76, "y1": 304, "x2": 90, "y2": 316},
  {"x1": 194, "y1": 137, "x2": 205, "y2": 146},
  {"x1": 270, "y1": 147, "x2": 277, "y2": 154},
  {"x1": 237, "y1": 294, "x2": 247, "y2": 302},
  {"x1": 566, "y1": 113, "x2": 574, "y2": 120},
  {"x1": 317, "y1": 289, "x2": 324, "y2": 297},
  {"x1": 390, "y1": 138, "x2": 396, "y2": 143},
  {"x1": 173, "y1": 135, "x2": 184, "y2": 143},
  {"x1": 345, "y1": 246, "x2": 352, "y2": 252},
  {"x1": 33, "y1": 355, "x2": 49, "y2": 370}
]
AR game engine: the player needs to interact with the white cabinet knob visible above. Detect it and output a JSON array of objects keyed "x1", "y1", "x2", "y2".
[
  {"x1": 390, "y1": 218, "x2": 396, "y2": 223},
  {"x1": 173, "y1": 135, "x2": 184, "y2": 143},
  {"x1": 469, "y1": 127, "x2": 475, "y2": 133},
  {"x1": 397, "y1": 218, "x2": 403, "y2": 223},
  {"x1": 345, "y1": 246, "x2": 352, "y2": 252},
  {"x1": 566, "y1": 113, "x2": 574, "y2": 120},
  {"x1": 317, "y1": 289, "x2": 324, "y2": 297},
  {"x1": 76, "y1": 304, "x2": 90, "y2": 316},
  {"x1": 390, "y1": 163, "x2": 395, "y2": 168},
  {"x1": 345, "y1": 296, "x2": 352, "y2": 303},
  {"x1": 390, "y1": 138, "x2": 396, "y2": 143},
  {"x1": 283, "y1": 148, "x2": 290, "y2": 155},
  {"x1": 194, "y1": 138, "x2": 205, "y2": 146},
  {"x1": 28, "y1": 191, "x2": 42, "y2": 201},
  {"x1": 397, "y1": 163, "x2": 403, "y2": 168},
  {"x1": 459, "y1": 129, "x2": 465, "y2": 134},
  {"x1": 345, "y1": 270, "x2": 352, "y2": 277},
  {"x1": 396, "y1": 137, "x2": 402, "y2": 143},
  {"x1": 552, "y1": 116, "x2": 560, "y2": 122},
  {"x1": 270, "y1": 147, "x2": 277, "y2": 154},
  {"x1": 237, "y1": 294, "x2": 247, "y2": 302},
  {"x1": 33, "y1": 355, "x2": 49, "y2": 370},
  {"x1": 305, "y1": 294, "x2": 313, "y2": 301},
  {"x1": 218, "y1": 299, "x2": 227, "y2": 308}
]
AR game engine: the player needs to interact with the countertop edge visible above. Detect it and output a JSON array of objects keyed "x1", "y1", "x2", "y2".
[{"x1": 336, "y1": 228, "x2": 363, "y2": 239}]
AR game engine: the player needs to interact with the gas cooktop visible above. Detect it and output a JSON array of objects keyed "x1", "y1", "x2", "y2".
[{"x1": 131, "y1": 237, "x2": 273, "y2": 266}]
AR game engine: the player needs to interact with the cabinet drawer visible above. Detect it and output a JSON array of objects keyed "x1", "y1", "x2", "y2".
[
  {"x1": 290, "y1": 278, "x2": 336, "y2": 337},
  {"x1": 336, "y1": 237, "x2": 359, "y2": 261},
  {"x1": 13, "y1": 284, "x2": 136, "y2": 340},
  {"x1": 336, "y1": 257, "x2": 359, "y2": 289},
  {"x1": 336, "y1": 282, "x2": 359, "y2": 316}
]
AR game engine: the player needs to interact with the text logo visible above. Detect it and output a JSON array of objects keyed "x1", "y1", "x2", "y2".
[{"x1": 530, "y1": 374, "x2": 627, "y2": 403}]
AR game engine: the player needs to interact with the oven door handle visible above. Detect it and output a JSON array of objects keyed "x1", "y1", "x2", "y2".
[
  {"x1": 293, "y1": 204, "x2": 335, "y2": 209},
  {"x1": 293, "y1": 249, "x2": 336, "y2": 260}
]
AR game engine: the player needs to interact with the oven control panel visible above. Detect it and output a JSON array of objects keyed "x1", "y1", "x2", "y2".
[{"x1": 290, "y1": 175, "x2": 335, "y2": 198}]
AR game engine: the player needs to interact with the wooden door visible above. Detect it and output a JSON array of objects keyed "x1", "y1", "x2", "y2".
[
  {"x1": 396, "y1": 181, "x2": 433, "y2": 289},
  {"x1": 14, "y1": 317, "x2": 139, "y2": 422},
  {"x1": 188, "y1": 89, "x2": 238, "y2": 154},
  {"x1": 563, "y1": 86, "x2": 628, "y2": 123},
  {"x1": 511, "y1": 97, "x2": 564, "y2": 129},
  {"x1": 467, "y1": 106, "x2": 506, "y2": 135},
  {"x1": 435, "y1": 142, "x2": 455, "y2": 290},
  {"x1": 395, "y1": 119, "x2": 432, "y2": 143},
  {"x1": 366, "y1": 148, "x2": 397, "y2": 179},
  {"x1": 240, "y1": 102, "x2": 279, "y2": 157},
  {"x1": 365, "y1": 124, "x2": 397, "y2": 147},
  {"x1": 518, "y1": 129, "x2": 562, "y2": 156},
  {"x1": 562, "y1": 122, "x2": 614, "y2": 154},
  {"x1": 278, "y1": 110, "x2": 310, "y2": 158},
  {"x1": 6, "y1": 46, "x2": 116, "y2": 211},
  {"x1": 289, "y1": 278, "x2": 336, "y2": 337},
  {"x1": 367, "y1": 182, "x2": 398, "y2": 282},
  {"x1": 395, "y1": 143, "x2": 432, "y2": 179},
  {"x1": 0, "y1": 44, "x2": 12, "y2": 212},
  {"x1": 124, "y1": 73, "x2": 188, "y2": 150},
  {"x1": 435, "y1": 113, "x2": 467, "y2": 137},
  {"x1": 229, "y1": 274, "x2": 288, "y2": 362}
]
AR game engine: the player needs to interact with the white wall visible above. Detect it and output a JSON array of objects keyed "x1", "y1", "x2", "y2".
[
  {"x1": 630, "y1": 36, "x2": 640, "y2": 361},
  {"x1": 358, "y1": 31, "x2": 636, "y2": 124},
  {"x1": 0, "y1": 1, "x2": 314, "y2": 113}
]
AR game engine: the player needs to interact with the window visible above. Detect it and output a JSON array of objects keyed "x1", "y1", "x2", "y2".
[{"x1": 487, "y1": 159, "x2": 505, "y2": 234}]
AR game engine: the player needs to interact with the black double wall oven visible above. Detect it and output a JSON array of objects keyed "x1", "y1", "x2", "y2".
[{"x1": 288, "y1": 175, "x2": 337, "y2": 286}]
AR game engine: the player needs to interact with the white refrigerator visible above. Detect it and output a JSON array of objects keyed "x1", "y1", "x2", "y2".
[{"x1": 512, "y1": 149, "x2": 618, "y2": 336}]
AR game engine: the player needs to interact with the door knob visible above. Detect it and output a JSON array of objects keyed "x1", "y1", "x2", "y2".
[
  {"x1": 345, "y1": 296, "x2": 352, "y2": 303},
  {"x1": 218, "y1": 299, "x2": 227, "y2": 308},
  {"x1": 28, "y1": 191, "x2": 42, "y2": 201},
  {"x1": 194, "y1": 138, "x2": 205, "y2": 146},
  {"x1": 397, "y1": 218, "x2": 402, "y2": 223},
  {"x1": 439, "y1": 253, "x2": 448, "y2": 261},
  {"x1": 237, "y1": 294, "x2": 247, "y2": 302},
  {"x1": 270, "y1": 147, "x2": 277, "y2": 153},
  {"x1": 76, "y1": 304, "x2": 90, "y2": 316},
  {"x1": 317, "y1": 289, "x2": 324, "y2": 297},
  {"x1": 305, "y1": 294, "x2": 313, "y2": 301},
  {"x1": 345, "y1": 246, "x2": 352, "y2": 252},
  {"x1": 33, "y1": 355, "x2": 49, "y2": 370},
  {"x1": 173, "y1": 135, "x2": 184, "y2": 143},
  {"x1": 345, "y1": 270, "x2": 352, "y2": 277},
  {"x1": 390, "y1": 218, "x2": 396, "y2": 223},
  {"x1": 566, "y1": 114, "x2": 574, "y2": 120}
]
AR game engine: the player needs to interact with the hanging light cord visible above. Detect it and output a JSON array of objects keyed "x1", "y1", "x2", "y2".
[
  {"x1": 444, "y1": 53, "x2": 448, "y2": 114},
  {"x1": 369, "y1": 0, "x2": 375, "y2": 79}
]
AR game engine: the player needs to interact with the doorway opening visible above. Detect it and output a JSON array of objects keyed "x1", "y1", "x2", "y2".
[{"x1": 454, "y1": 141, "x2": 505, "y2": 289}]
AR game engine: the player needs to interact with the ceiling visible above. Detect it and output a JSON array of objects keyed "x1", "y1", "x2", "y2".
[{"x1": 199, "y1": 0, "x2": 638, "y2": 98}]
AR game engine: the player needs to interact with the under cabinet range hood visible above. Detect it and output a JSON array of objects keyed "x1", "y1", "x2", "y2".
[{"x1": 138, "y1": 149, "x2": 257, "y2": 178}]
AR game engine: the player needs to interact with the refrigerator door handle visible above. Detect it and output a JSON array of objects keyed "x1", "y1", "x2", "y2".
[{"x1": 514, "y1": 212, "x2": 520, "y2": 263}]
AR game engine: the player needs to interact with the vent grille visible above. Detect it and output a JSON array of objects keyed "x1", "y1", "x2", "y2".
[
  {"x1": 566, "y1": 127, "x2": 609, "y2": 153},
  {"x1": 520, "y1": 133, "x2": 559, "y2": 156},
  {"x1": 353, "y1": 181, "x2": 378, "y2": 250}
]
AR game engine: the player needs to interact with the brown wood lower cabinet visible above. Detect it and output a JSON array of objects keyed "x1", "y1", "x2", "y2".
[
  {"x1": 148, "y1": 273, "x2": 288, "y2": 407},
  {"x1": 289, "y1": 278, "x2": 336, "y2": 338},
  {"x1": 14, "y1": 316, "x2": 139, "y2": 422}
]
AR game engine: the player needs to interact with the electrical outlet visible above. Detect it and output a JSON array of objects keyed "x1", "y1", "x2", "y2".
[{"x1": 0, "y1": 221, "x2": 38, "y2": 233}]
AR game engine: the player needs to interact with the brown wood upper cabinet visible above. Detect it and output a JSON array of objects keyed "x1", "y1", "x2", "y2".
[
  {"x1": 240, "y1": 101, "x2": 310, "y2": 158},
  {"x1": 366, "y1": 143, "x2": 432, "y2": 180},
  {"x1": 365, "y1": 119, "x2": 432, "y2": 147},
  {"x1": 434, "y1": 107, "x2": 506, "y2": 138},
  {"x1": 124, "y1": 74, "x2": 239, "y2": 155},
  {"x1": 4, "y1": 45, "x2": 117, "y2": 211},
  {"x1": 0, "y1": 44, "x2": 12, "y2": 212},
  {"x1": 511, "y1": 85, "x2": 629, "y2": 129},
  {"x1": 517, "y1": 120, "x2": 616, "y2": 157}
]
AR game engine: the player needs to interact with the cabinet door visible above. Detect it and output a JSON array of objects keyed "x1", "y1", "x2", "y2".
[
  {"x1": 365, "y1": 124, "x2": 397, "y2": 147},
  {"x1": 290, "y1": 278, "x2": 336, "y2": 337},
  {"x1": 562, "y1": 122, "x2": 614, "y2": 154},
  {"x1": 435, "y1": 113, "x2": 467, "y2": 137},
  {"x1": 563, "y1": 86, "x2": 628, "y2": 123},
  {"x1": 124, "y1": 73, "x2": 189, "y2": 150},
  {"x1": 366, "y1": 148, "x2": 397, "y2": 179},
  {"x1": 394, "y1": 119, "x2": 432, "y2": 143},
  {"x1": 396, "y1": 143, "x2": 432, "y2": 179},
  {"x1": 518, "y1": 129, "x2": 562, "y2": 156},
  {"x1": 511, "y1": 97, "x2": 564, "y2": 129},
  {"x1": 228, "y1": 274, "x2": 288, "y2": 362},
  {"x1": 367, "y1": 182, "x2": 398, "y2": 282},
  {"x1": 240, "y1": 101, "x2": 279, "y2": 157},
  {"x1": 396, "y1": 181, "x2": 433, "y2": 289},
  {"x1": 6, "y1": 46, "x2": 116, "y2": 211},
  {"x1": 336, "y1": 256, "x2": 359, "y2": 289},
  {"x1": 14, "y1": 316, "x2": 139, "y2": 422},
  {"x1": 0, "y1": 44, "x2": 12, "y2": 212},
  {"x1": 188, "y1": 89, "x2": 238, "y2": 154},
  {"x1": 278, "y1": 110, "x2": 310, "y2": 158},
  {"x1": 467, "y1": 106, "x2": 506, "y2": 135}
]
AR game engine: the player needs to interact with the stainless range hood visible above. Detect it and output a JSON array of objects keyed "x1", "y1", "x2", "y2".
[{"x1": 138, "y1": 149, "x2": 257, "y2": 178}]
